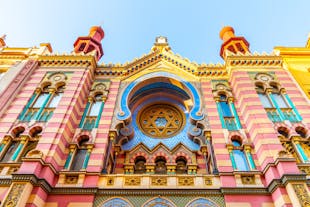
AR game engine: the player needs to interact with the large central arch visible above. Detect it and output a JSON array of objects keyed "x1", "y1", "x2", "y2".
[{"x1": 117, "y1": 71, "x2": 204, "y2": 122}]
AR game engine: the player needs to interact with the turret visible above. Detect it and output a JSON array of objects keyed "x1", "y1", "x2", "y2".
[
  {"x1": 73, "y1": 26, "x2": 104, "y2": 61},
  {"x1": 219, "y1": 26, "x2": 250, "y2": 59}
]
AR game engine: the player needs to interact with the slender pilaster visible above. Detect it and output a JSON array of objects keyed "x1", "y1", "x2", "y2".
[
  {"x1": 35, "y1": 88, "x2": 55, "y2": 121},
  {"x1": 82, "y1": 145, "x2": 93, "y2": 169},
  {"x1": 79, "y1": 98, "x2": 91, "y2": 128},
  {"x1": 215, "y1": 98, "x2": 226, "y2": 128},
  {"x1": 102, "y1": 131, "x2": 116, "y2": 173},
  {"x1": 95, "y1": 97, "x2": 106, "y2": 128},
  {"x1": 228, "y1": 97, "x2": 241, "y2": 129},
  {"x1": 64, "y1": 145, "x2": 76, "y2": 169},
  {"x1": 19, "y1": 89, "x2": 39, "y2": 120},
  {"x1": 11, "y1": 136, "x2": 28, "y2": 161},
  {"x1": 227, "y1": 145, "x2": 237, "y2": 170},
  {"x1": 244, "y1": 145, "x2": 256, "y2": 170},
  {"x1": 283, "y1": 92, "x2": 302, "y2": 121},
  {"x1": 292, "y1": 137, "x2": 309, "y2": 163},
  {"x1": 205, "y1": 132, "x2": 218, "y2": 174},
  {"x1": 267, "y1": 89, "x2": 285, "y2": 121}
]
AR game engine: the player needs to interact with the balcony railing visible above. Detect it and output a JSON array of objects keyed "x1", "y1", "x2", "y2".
[
  {"x1": 39, "y1": 108, "x2": 54, "y2": 122},
  {"x1": 265, "y1": 108, "x2": 299, "y2": 123},
  {"x1": 281, "y1": 108, "x2": 299, "y2": 123},
  {"x1": 81, "y1": 116, "x2": 97, "y2": 131},
  {"x1": 224, "y1": 117, "x2": 238, "y2": 131},
  {"x1": 20, "y1": 108, "x2": 54, "y2": 122},
  {"x1": 265, "y1": 108, "x2": 281, "y2": 123},
  {"x1": 22, "y1": 108, "x2": 39, "y2": 122}
]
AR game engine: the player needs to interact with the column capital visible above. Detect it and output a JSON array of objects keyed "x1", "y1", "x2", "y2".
[
  {"x1": 88, "y1": 97, "x2": 94, "y2": 103},
  {"x1": 108, "y1": 131, "x2": 117, "y2": 141},
  {"x1": 48, "y1": 87, "x2": 57, "y2": 94},
  {"x1": 35, "y1": 88, "x2": 42, "y2": 94},
  {"x1": 214, "y1": 97, "x2": 220, "y2": 102},
  {"x1": 266, "y1": 88, "x2": 273, "y2": 94},
  {"x1": 280, "y1": 88, "x2": 286, "y2": 94},
  {"x1": 244, "y1": 144, "x2": 252, "y2": 152},
  {"x1": 20, "y1": 135, "x2": 29, "y2": 144},
  {"x1": 227, "y1": 144, "x2": 234, "y2": 152},
  {"x1": 228, "y1": 97, "x2": 234, "y2": 102}
]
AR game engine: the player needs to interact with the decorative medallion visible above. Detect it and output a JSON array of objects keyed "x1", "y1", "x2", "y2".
[
  {"x1": 151, "y1": 176, "x2": 167, "y2": 186},
  {"x1": 125, "y1": 177, "x2": 141, "y2": 186},
  {"x1": 241, "y1": 175, "x2": 255, "y2": 185},
  {"x1": 138, "y1": 104, "x2": 185, "y2": 138},
  {"x1": 65, "y1": 175, "x2": 78, "y2": 184},
  {"x1": 178, "y1": 177, "x2": 194, "y2": 186}
]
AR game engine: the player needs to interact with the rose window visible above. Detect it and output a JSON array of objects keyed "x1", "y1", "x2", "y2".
[{"x1": 138, "y1": 104, "x2": 185, "y2": 138}]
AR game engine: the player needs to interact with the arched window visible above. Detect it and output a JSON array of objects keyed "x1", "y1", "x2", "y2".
[
  {"x1": 18, "y1": 141, "x2": 38, "y2": 162},
  {"x1": 228, "y1": 138, "x2": 256, "y2": 171},
  {"x1": 176, "y1": 157, "x2": 187, "y2": 174},
  {"x1": 296, "y1": 127, "x2": 307, "y2": 138},
  {"x1": 279, "y1": 127, "x2": 309, "y2": 163},
  {"x1": 155, "y1": 156, "x2": 167, "y2": 174},
  {"x1": 254, "y1": 78, "x2": 301, "y2": 123},
  {"x1": 80, "y1": 93, "x2": 105, "y2": 131},
  {"x1": 214, "y1": 92, "x2": 241, "y2": 131},
  {"x1": 134, "y1": 156, "x2": 146, "y2": 174},
  {"x1": 89, "y1": 94, "x2": 103, "y2": 116},
  {"x1": 20, "y1": 84, "x2": 64, "y2": 122},
  {"x1": 256, "y1": 83, "x2": 273, "y2": 108},
  {"x1": 0, "y1": 141, "x2": 19, "y2": 162},
  {"x1": 0, "y1": 127, "x2": 39, "y2": 163},
  {"x1": 219, "y1": 94, "x2": 232, "y2": 117},
  {"x1": 278, "y1": 127, "x2": 289, "y2": 138},
  {"x1": 70, "y1": 139, "x2": 89, "y2": 171}
]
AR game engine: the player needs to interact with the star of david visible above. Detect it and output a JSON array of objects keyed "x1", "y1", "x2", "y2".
[{"x1": 139, "y1": 104, "x2": 184, "y2": 138}]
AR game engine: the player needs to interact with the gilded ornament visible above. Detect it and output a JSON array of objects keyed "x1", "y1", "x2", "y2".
[
  {"x1": 178, "y1": 177, "x2": 194, "y2": 186},
  {"x1": 65, "y1": 175, "x2": 78, "y2": 184},
  {"x1": 241, "y1": 175, "x2": 255, "y2": 185},
  {"x1": 124, "y1": 177, "x2": 141, "y2": 186},
  {"x1": 151, "y1": 176, "x2": 167, "y2": 186},
  {"x1": 2, "y1": 183, "x2": 26, "y2": 207},
  {"x1": 293, "y1": 184, "x2": 310, "y2": 207}
]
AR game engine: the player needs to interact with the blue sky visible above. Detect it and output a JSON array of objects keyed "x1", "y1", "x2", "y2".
[{"x1": 1, "y1": 0, "x2": 310, "y2": 64}]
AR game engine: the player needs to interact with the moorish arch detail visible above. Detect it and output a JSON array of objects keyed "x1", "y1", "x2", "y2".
[
  {"x1": 109, "y1": 69, "x2": 216, "y2": 175},
  {"x1": 101, "y1": 197, "x2": 133, "y2": 207},
  {"x1": 185, "y1": 198, "x2": 219, "y2": 207},
  {"x1": 142, "y1": 197, "x2": 176, "y2": 207}
]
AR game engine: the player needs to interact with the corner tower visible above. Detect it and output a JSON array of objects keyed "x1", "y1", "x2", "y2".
[
  {"x1": 73, "y1": 26, "x2": 104, "y2": 61},
  {"x1": 219, "y1": 26, "x2": 250, "y2": 59}
]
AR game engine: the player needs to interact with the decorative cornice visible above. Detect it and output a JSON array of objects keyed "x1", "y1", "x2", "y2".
[
  {"x1": 96, "y1": 189, "x2": 223, "y2": 196},
  {"x1": 267, "y1": 174, "x2": 307, "y2": 193},
  {"x1": 221, "y1": 187, "x2": 269, "y2": 195},
  {"x1": 38, "y1": 54, "x2": 96, "y2": 68},
  {"x1": 274, "y1": 47, "x2": 310, "y2": 56},
  {"x1": 12, "y1": 174, "x2": 52, "y2": 193},
  {"x1": 226, "y1": 55, "x2": 282, "y2": 68},
  {"x1": 51, "y1": 187, "x2": 97, "y2": 194}
]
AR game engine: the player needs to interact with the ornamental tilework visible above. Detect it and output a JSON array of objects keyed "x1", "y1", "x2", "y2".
[{"x1": 94, "y1": 194, "x2": 225, "y2": 207}]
